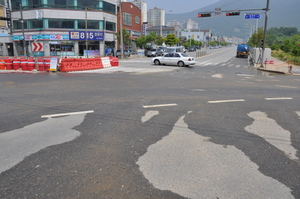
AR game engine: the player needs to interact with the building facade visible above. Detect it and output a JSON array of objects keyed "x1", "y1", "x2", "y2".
[
  {"x1": 146, "y1": 25, "x2": 182, "y2": 39},
  {"x1": 131, "y1": 0, "x2": 146, "y2": 23},
  {"x1": 5, "y1": 0, "x2": 119, "y2": 57},
  {"x1": 117, "y1": 2, "x2": 142, "y2": 53},
  {"x1": 147, "y1": 7, "x2": 164, "y2": 27},
  {"x1": 183, "y1": 19, "x2": 198, "y2": 30},
  {"x1": 181, "y1": 29, "x2": 211, "y2": 43}
]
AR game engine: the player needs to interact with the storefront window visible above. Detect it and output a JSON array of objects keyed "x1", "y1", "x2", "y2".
[
  {"x1": 50, "y1": 41, "x2": 75, "y2": 56},
  {"x1": 78, "y1": 41, "x2": 100, "y2": 56}
]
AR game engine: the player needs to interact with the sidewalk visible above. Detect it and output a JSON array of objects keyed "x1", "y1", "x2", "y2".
[{"x1": 255, "y1": 57, "x2": 300, "y2": 75}]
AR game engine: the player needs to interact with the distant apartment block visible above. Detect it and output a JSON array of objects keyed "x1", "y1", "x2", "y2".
[{"x1": 147, "y1": 7, "x2": 165, "y2": 27}]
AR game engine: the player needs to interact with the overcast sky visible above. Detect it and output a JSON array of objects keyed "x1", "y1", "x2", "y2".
[{"x1": 143, "y1": 0, "x2": 220, "y2": 14}]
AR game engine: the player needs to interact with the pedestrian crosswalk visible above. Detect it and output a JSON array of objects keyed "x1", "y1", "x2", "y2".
[{"x1": 119, "y1": 59, "x2": 246, "y2": 68}]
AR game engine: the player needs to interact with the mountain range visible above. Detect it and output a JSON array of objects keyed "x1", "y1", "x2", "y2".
[{"x1": 166, "y1": 0, "x2": 300, "y2": 39}]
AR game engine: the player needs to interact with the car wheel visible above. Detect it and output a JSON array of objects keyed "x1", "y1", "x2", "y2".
[
  {"x1": 178, "y1": 61, "x2": 185, "y2": 67},
  {"x1": 154, "y1": 59, "x2": 161, "y2": 65}
]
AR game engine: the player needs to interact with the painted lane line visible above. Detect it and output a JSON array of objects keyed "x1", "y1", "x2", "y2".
[
  {"x1": 237, "y1": 74, "x2": 254, "y2": 77},
  {"x1": 143, "y1": 104, "x2": 178, "y2": 108},
  {"x1": 41, "y1": 110, "x2": 94, "y2": 118},
  {"x1": 265, "y1": 97, "x2": 293, "y2": 101},
  {"x1": 275, "y1": 85, "x2": 297, "y2": 89},
  {"x1": 208, "y1": 99, "x2": 245, "y2": 104}
]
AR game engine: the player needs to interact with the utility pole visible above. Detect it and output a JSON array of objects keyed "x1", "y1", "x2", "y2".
[
  {"x1": 85, "y1": 7, "x2": 89, "y2": 58},
  {"x1": 260, "y1": 0, "x2": 270, "y2": 68},
  {"x1": 20, "y1": 4, "x2": 26, "y2": 57},
  {"x1": 119, "y1": 0, "x2": 124, "y2": 59}
]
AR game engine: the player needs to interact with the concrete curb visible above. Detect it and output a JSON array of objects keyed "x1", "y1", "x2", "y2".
[{"x1": 257, "y1": 68, "x2": 286, "y2": 74}]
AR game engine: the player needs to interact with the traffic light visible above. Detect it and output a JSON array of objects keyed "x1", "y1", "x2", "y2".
[
  {"x1": 226, "y1": 12, "x2": 240, "y2": 16},
  {"x1": 198, "y1": 13, "x2": 211, "y2": 17},
  {"x1": 0, "y1": 16, "x2": 11, "y2": 21},
  {"x1": 260, "y1": 40, "x2": 264, "y2": 48}
]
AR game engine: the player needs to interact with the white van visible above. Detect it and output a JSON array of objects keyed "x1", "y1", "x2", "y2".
[{"x1": 166, "y1": 46, "x2": 186, "y2": 53}]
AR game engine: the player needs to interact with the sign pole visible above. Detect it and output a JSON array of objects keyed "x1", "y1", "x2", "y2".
[{"x1": 260, "y1": 0, "x2": 270, "y2": 68}]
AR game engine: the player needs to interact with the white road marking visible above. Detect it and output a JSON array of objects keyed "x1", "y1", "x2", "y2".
[
  {"x1": 41, "y1": 110, "x2": 94, "y2": 118},
  {"x1": 237, "y1": 74, "x2": 255, "y2": 77},
  {"x1": 137, "y1": 113, "x2": 294, "y2": 199},
  {"x1": 211, "y1": 74, "x2": 223, "y2": 78},
  {"x1": 142, "y1": 110, "x2": 159, "y2": 123},
  {"x1": 275, "y1": 85, "x2": 297, "y2": 89},
  {"x1": 265, "y1": 97, "x2": 293, "y2": 100},
  {"x1": 245, "y1": 111, "x2": 298, "y2": 160},
  {"x1": 208, "y1": 99, "x2": 245, "y2": 104},
  {"x1": 143, "y1": 104, "x2": 178, "y2": 108},
  {"x1": 192, "y1": 89, "x2": 206, "y2": 92}
]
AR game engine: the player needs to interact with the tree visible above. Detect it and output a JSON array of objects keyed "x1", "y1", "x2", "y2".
[
  {"x1": 154, "y1": 35, "x2": 164, "y2": 46},
  {"x1": 115, "y1": 29, "x2": 131, "y2": 49},
  {"x1": 247, "y1": 27, "x2": 264, "y2": 47},
  {"x1": 135, "y1": 36, "x2": 147, "y2": 49},
  {"x1": 164, "y1": 34, "x2": 180, "y2": 46}
]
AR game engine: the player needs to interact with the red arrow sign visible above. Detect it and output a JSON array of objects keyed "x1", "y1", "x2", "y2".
[{"x1": 32, "y1": 42, "x2": 43, "y2": 51}]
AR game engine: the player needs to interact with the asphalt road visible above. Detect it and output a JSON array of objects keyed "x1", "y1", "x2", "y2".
[{"x1": 1, "y1": 47, "x2": 300, "y2": 199}]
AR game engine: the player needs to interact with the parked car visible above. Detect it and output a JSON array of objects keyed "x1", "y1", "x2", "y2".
[
  {"x1": 151, "y1": 52, "x2": 195, "y2": 67},
  {"x1": 188, "y1": 46, "x2": 197, "y2": 52},
  {"x1": 147, "y1": 48, "x2": 164, "y2": 57},
  {"x1": 116, "y1": 50, "x2": 131, "y2": 58}
]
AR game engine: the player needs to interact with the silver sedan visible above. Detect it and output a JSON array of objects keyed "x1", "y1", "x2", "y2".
[{"x1": 151, "y1": 53, "x2": 196, "y2": 67}]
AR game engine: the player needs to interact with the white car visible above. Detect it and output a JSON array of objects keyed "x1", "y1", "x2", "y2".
[{"x1": 151, "y1": 52, "x2": 195, "y2": 67}]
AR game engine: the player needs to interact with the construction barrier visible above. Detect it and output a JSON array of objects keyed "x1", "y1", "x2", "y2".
[
  {"x1": 44, "y1": 57, "x2": 51, "y2": 72},
  {"x1": 38, "y1": 58, "x2": 45, "y2": 71},
  {"x1": 0, "y1": 59, "x2": 5, "y2": 69},
  {"x1": 60, "y1": 57, "x2": 104, "y2": 72},
  {"x1": 269, "y1": 60, "x2": 274, "y2": 64},
  {"x1": 27, "y1": 58, "x2": 36, "y2": 71},
  {"x1": 109, "y1": 56, "x2": 119, "y2": 67},
  {"x1": 20, "y1": 58, "x2": 28, "y2": 71},
  {"x1": 4, "y1": 59, "x2": 13, "y2": 70},
  {"x1": 1, "y1": 56, "x2": 116, "y2": 72},
  {"x1": 13, "y1": 59, "x2": 21, "y2": 70}
]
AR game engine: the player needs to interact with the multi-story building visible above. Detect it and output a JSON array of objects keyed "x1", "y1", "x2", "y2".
[
  {"x1": 147, "y1": 7, "x2": 164, "y2": 27},
  {"x1": 146, "y1": 25, "x2": 182, "y2": 39},
  {"x1": 117, "y1": 1, "x2": 142, "y2": 53},
  {"x1": 131, "y1": 0, "x2": 146, "y2": 23},
  {"x1": 166, "y1": 20, "x2": 182, "y2": 28},
  {"x1": 8, "y1": 0, "x2": 118, "y2": 57},
  {"x1": 181, "y1": 29, "x2": 211, "y2": 43},
  {"x1": 183, "y1": 19, "x2": 198, "y2": 30},
  {"x1": 0, "y1": 0, "x2": 12, "y2": 56}
]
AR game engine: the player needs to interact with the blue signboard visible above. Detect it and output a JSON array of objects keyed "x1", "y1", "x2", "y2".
[
  {"x1": 245, "y1": 14, "x2": 260, "y2": 19},
  {"x1": 69, "y1": 31, "x2": 104, "y2": 41}
]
